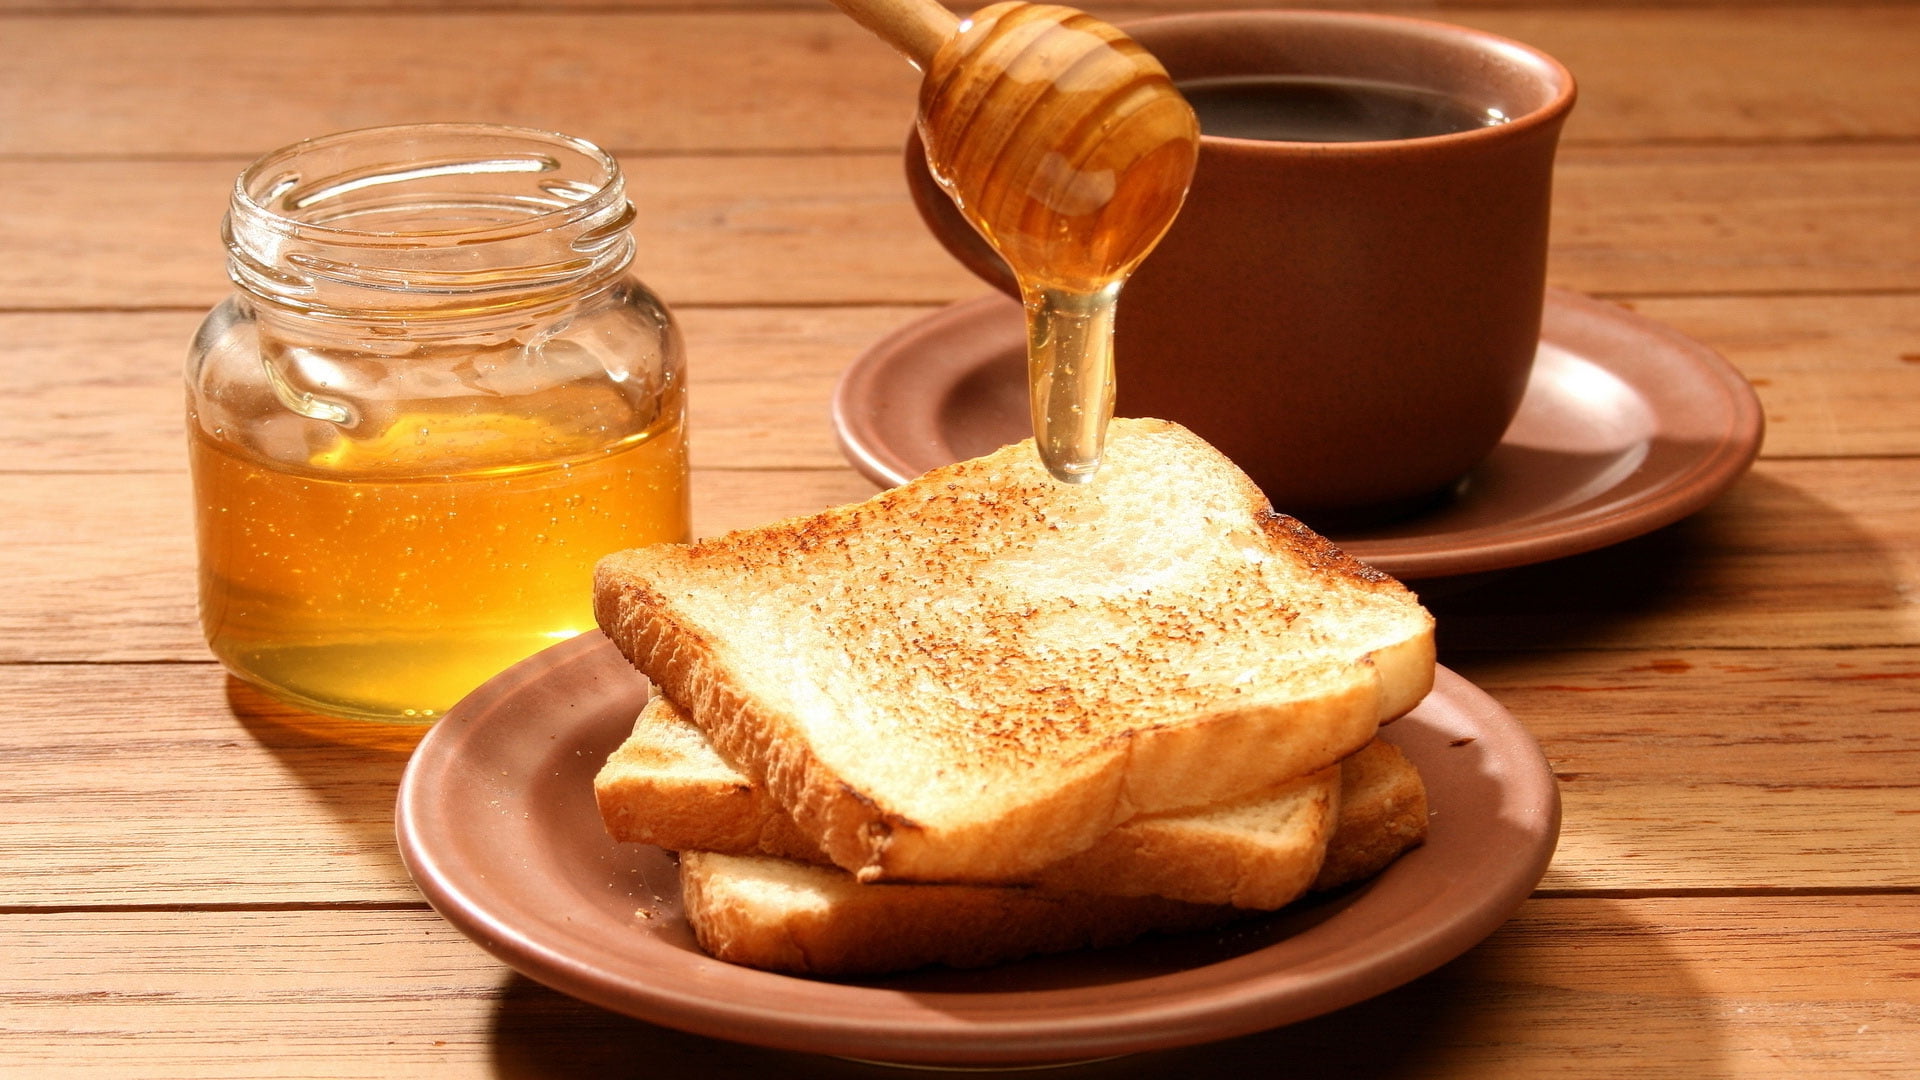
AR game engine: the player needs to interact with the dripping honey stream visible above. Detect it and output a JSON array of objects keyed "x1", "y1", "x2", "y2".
[{"x1": 832, "y1": 0, "x2": 1199, "y2": 482}]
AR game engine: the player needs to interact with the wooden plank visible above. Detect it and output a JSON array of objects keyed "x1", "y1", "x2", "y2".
[
  {"x1": 3, "y1": 146, "x2": 1920, "y2": 311},
  {"x1": 0, "y1": 306, "x2": 935, "y2": 474},
  {"x1": 1459, "y1": 4, "x2": 1920, "y2": 144},
  {"x1": 1, "y1": 7, "x2": 1916, "y2": 154},
  {"x1": 0, "y1": 0, "x2": 1850, "y2": 13},
  {"x1": 675, "y1": 306, "x2": 941, "y2": 470},
  {"x1": 1, "y1": 5, "x2": 1910, "y2": 1077},
  {"x1": 0, "y1": 662, "x2": 427, "y2": 906},
  {"x1": 5, "y1": 455, "x2": 1911, "y2": 663},
  {"x1": 4, "y1": 296, "x2": 1914, "y2": 476},
  {"x1": 1425, "y1": 458, "x2": 1920, "y2": 651},
  {"x1": 0, "y1": 456, "x2": 1913, "y2": 664},
  {"x1": 0, "y1": 155, "x2": 979, "y2": 311},
  {"x1": 0, "y1": 12, "x2": 921, "y2": 157},
  {"x1": 1449, "y1": 648, "x2": 1920, "y2": 892},
  {"x1": 1549, "y1": 144, "x2": 1920, "y2": 295},
  {"x1": 1627, "y1": 294, "x2": 1920, "y2": 459},
  {"x1": 0, "y1": 468, "x2": 883, "y2": 663},
  {"x1": 0, "y1": 645, "x2": 1913, "y2": 906},
  {"x1": 0, "y1": 471, "x2": 200, "y2": 664},
  {"x1": 1, "y1": 897, "x2": 1915, "y2": 1076},
  {"x1": 0, "y1": 311, "x2": 194, "y2": 474}
]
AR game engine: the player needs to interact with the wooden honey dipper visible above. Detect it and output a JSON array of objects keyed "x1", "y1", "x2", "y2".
[{"x1": 831, "y1": 0, "x2": 1200, "y2": 483}]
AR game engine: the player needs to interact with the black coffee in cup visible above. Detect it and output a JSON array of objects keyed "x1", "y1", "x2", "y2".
[{"x1": 1178, "y1": 75, "x2": 1506, "y2": 142}]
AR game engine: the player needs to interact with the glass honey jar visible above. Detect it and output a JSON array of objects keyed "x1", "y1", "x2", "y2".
[{"x1": 187, "y1": 123, "x2": 689, "y2": 723}]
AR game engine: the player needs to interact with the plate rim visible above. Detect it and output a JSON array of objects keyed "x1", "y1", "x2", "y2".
[
  {"x1": 396, "y1": 633, "x2": 1561, "y2": 1066},
  {"x1": 831, "y1": 286, "x2": 1763, "y2": 580}
]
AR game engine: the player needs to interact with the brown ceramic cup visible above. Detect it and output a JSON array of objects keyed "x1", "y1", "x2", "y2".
[{"x1": 906, "y1": 10, "x2": 1576, "y2": 523}]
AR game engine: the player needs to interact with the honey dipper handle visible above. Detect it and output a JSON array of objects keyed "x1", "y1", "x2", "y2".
[{"x1": 829, "y1": 0, "x2": 961, "y2": 69}]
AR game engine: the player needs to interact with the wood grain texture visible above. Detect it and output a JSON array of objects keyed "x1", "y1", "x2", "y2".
[
  {"x1": 1457, "y1": 4, "x2": 1920, "y2": 144},
  {"x1": 0, "y1": 0, "x2": 1859, "y2": 12},
  {"x1": 4, "y1": 296, "x2": 1914, "y2": 476},
  {"x1": 2, "y1": 2, "x2": 1917, "y2": 1074},
  {"x1": 0, "y1": 467, "x2": 885, "y2": 663},
  {"x1": 1, "y1": 646, "x2": 1914, "y2": 906},
  {"x1": 1451, "y1": 648, "x2": 1920, "y2": 891},
  {"x1": 1, "y1": 897, "x2": 1915, "y2": 1077},
  {"x1": 0, "y1": 12, "x2": 920, "y2": 156},
  {"x1": 1549, "y1": 144, "x2": 1920, "y2": 295},
  {"x1": 1627, "y1": 294, "x2": 1920, "y2": 459},
  {"x1": 4, "y1": 456, "x2": 1910, "y2": 664},
  {"x1": 0, "y1": 307, "x2": 933, "y2": 474},
  {"x1": 0, "y1": 156, "x2": 978, "y2": 310},
  {"x1": 0, "y1": 665, "x2": 425, "y2": 906},
  {"x1": 1, "y1": 7, "x2": 1915, "y2": 154},
  {"x1": 1425, "y1": 459, "x2": 1920, "y2": 651},
  {"x1": 3, "y1": 146, "x2": 1919, "y2": 311}
]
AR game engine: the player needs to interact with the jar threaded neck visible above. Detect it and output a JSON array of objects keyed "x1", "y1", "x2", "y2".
[{"x1": 223, "y1": 123, "x2": 635, "y2": 325}]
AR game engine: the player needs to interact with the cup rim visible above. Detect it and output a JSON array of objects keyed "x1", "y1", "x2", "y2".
[{"x1": 1121, "y1": 9, "x2": 1578, "y2": 154}]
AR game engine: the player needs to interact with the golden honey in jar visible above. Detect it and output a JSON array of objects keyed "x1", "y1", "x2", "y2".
[{"x1": 186, "y1": 124, "x2": 688, "y2": 722}]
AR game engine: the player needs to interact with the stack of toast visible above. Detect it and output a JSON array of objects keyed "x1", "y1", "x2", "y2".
[{"x1": 590, "y1": 418, "x2": 1436, "y2": 976}]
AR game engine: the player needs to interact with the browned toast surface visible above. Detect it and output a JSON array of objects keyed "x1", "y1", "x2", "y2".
[{"x1": 595, "y1": 418, "x2": 1435, "y2": 882}]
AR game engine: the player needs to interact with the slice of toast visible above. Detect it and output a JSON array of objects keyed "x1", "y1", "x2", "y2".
[
  {"x1": 678, "y1": 852, "x2": 1240, "y2": 977},
  {"x1": 595, "y1": 418, "x2": 1435, "y2": 883},
  {"x1": 597, "y1": 694, "x2": 1342, "y2": 909},
  {"x1": 676, "y1": 740, "x2": 1429, "y2": 977},
  {"x1": 1314, "y1": 731, "x2": 1432, "y2": 891}
]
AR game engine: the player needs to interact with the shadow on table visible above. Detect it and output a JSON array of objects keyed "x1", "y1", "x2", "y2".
[
  {"x1": 225, "y1": 676, "x2": 423, "y2": 877},
  {"x1": 485, "y1": 899, "x2": 1731, "y2": 1079},
  {"x1": 1420, "y1": 468, "x2": 1900, "y2": 656}
]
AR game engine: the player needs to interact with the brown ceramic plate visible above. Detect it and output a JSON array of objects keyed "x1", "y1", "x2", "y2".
[
  {"x1": 395, "y1": 632, "x2": 1559, "y2": 1067},
  {"x1": 832, "y1": 287, "x2": 1763, "y2": 580}
]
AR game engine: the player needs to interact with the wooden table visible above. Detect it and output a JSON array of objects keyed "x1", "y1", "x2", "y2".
[{"x1": 3, "y1": 1, "x2": 1916, "y2": 1075}]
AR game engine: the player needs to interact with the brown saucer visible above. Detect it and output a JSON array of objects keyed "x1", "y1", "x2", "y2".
[
  {"x1": 395, "y1": 632, "x2": 1559, "y2": 1068},
  {"x1": 832, "y1": 288, "x2": 1763, "y2": 580}
]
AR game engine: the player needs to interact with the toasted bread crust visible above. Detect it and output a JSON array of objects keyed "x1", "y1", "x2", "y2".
[
  {"x1": 1314, "y1": 739, "x2": 1430, "y2": 891},
  {"x1": 680, "y1": 853, "x2": 1241, "y2": 977},
  {"x1": 1029, "y1": 764, "x2": 1338, "y2": 908},
  {"x1": 592, "y1": 696, "x2": 822, "y2": 858},
  {"x1": 594, "y1": 418, "x2": 1434, "y2": 882},
  {"x1": 675, "y1": 738, "x2": 1428, "y2": 976},
  {"x1": 592, "y1": 582, "x2": 941, "y2": 874},
  {"x1": 596, "y1": 695, "x2": 1348, "y2": 908}
]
